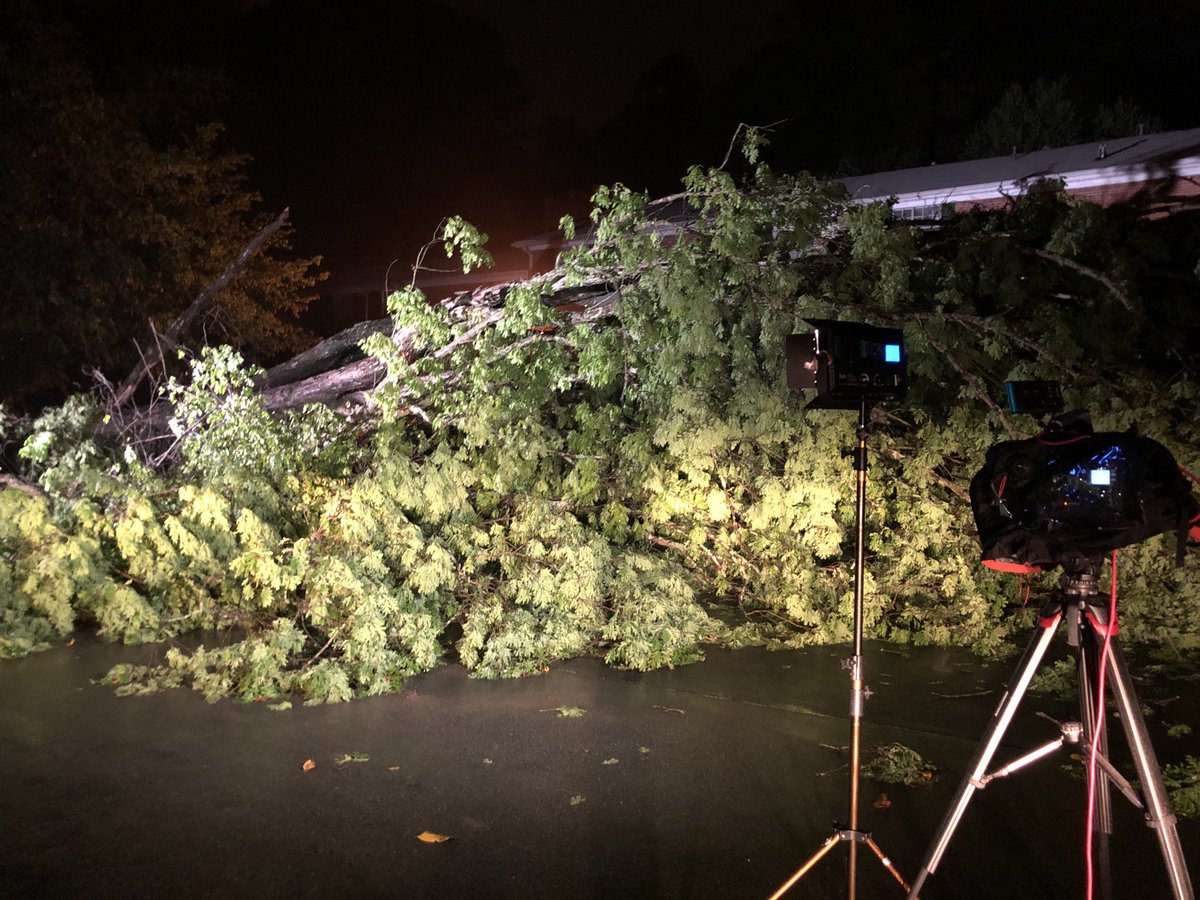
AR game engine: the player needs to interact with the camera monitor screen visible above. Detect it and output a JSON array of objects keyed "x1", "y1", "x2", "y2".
[
  {"x1": 787, "y1": 319, "x2": 907, "y2": 408},
  {"x1": 1044, "y1": 442, "x2": 1137, "y2": 527}
]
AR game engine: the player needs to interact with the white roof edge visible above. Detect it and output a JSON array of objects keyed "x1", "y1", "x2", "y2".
[{"x1": 865, "y1": 156, "x2": 1200, "y2": 209}]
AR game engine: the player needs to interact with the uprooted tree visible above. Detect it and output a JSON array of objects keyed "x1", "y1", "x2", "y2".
[{"x1": 4, "y1": 139, "x2": 1200, "y2": 703}]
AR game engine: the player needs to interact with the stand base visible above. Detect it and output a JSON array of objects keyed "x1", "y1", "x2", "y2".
[{"x1": 769, "y1": 828, "x2": 910, "y2": 899}]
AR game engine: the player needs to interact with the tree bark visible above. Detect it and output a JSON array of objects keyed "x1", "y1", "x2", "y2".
[
  {"x1": 259, "y1": 356, "x2": 387, "y2": 411},
  {"x1": 258, "y1": 317, "x2": 392, "y2": 389}
]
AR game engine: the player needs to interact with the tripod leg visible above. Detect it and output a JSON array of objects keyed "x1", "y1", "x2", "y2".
[
  {"x1": 1101, "y1": 638, "x2": 1195, "y2": 900},
  {"x1": 864, "y1": 835, "x2": 912, "y2": 893},
  {"x1": 1077, "y1": 619, "x2": 1114, "y2": 900},
  {"x1": 768, "y1": 832, "x2": 840, "y2": 900},
  {"x1": 907, "y1": 612, "x2": 1062, "y2": 899}
]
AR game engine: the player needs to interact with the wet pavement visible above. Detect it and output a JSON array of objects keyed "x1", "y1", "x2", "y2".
[{"x1": 1, "y1": 635, "x2": 1197, "y2": 899}]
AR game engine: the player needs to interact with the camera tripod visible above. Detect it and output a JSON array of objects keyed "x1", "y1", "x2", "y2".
[
  {"x1": 769, "y1": 402, "x2": 910, "y2": 899},
  {"x1": 907, "y1": 565, "x2": 1195, "y2": 899}
]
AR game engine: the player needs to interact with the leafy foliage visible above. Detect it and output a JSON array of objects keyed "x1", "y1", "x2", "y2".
[
  {"x1": 165, "y1": 346, "x2": 350, "y2": 486},
  {"x1": 4, "y1": 134, "x2": 1200, "y2": 703},
  {"x1": 862, "y1": 743, "x2": 939, "y2": 785},
  {"x1": 1163, "y1": 755, "x2": 1200, "y2": 819},
  {"x1": 1029, "y1": 658, "x2": 1079, "y2": 699}
]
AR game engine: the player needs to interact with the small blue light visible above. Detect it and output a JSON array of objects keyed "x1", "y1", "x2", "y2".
[
  {"x1": 884, "y1": 343, "x2": 901, "y2": 363},
  {"x1": 1090, "y1": 469, "x2": 1111, "y2": 486}
]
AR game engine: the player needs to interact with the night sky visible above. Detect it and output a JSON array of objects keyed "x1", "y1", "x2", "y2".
[{"x1": 37, "y1": 0, "x2": 1200, "y2": 276}]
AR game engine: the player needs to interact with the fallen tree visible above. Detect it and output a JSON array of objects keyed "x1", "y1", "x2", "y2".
[
  {"x1": 98, "y1": 261, "x2": 627, "y2": 460},
  {"x1": 4, "y1": 147, "x2": 1200, "y2": 700}
]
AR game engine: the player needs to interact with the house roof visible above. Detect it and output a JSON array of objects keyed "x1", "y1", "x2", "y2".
[
  {"x1": 506, "y1": 129, "x2": 1200, "y2": 263},
  {"x1": 839, "y1": 127, "x2": 1200, "y2": 210}
]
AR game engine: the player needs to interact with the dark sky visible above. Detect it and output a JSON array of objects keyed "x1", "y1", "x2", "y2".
[{"x1": 35, "y1": 0, "x2": 1200, "y2": 276}]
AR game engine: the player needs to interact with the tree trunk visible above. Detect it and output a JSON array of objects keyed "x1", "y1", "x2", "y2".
[{"x1": 95, "y1": 273, "x2": 624, "y2": 460}]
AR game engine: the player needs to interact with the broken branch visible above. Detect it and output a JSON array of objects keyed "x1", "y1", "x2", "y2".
[{"x1": 112, "y1": 208, "x2": 292, "y2": 408}]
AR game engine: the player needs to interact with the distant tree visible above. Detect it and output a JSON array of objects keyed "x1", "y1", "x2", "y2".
[
  {"x1": 1094, "y1": 96, "x2": 1164, "y2": 139},
  {"x1": 963, "y1": 78, "x2": 1083, "y2": 158},
  {"x1": 0, "y1": 11, "x2": 323, "y2": 411},
  {"x1": 963, "y1": 78, "x2": 1167, "y2": 159}
]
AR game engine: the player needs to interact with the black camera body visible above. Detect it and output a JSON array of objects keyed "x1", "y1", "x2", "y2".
[
  {"x1": 786, "y1": 319, "x2": 906, "y2": 409},
  {"x1": 971, "y1": 411, "x2": 1198, "y2": 572}
]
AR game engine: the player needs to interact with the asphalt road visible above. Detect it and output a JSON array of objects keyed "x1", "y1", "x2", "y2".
[{"x1": 2, "y1": 635, "x2": 1197, "y2": 899}]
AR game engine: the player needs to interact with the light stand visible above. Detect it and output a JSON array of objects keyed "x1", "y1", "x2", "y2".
[
  {"x1": 769, "y1": 400, "x2": 910, "y2": 899},
  {"x1": 906, "y1": 564, "x2": 1195, "y2": 899}
]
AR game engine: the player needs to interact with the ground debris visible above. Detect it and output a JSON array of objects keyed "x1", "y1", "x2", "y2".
[{"x1": 542, "y1": 706, "x2": 587, "y2": 718}]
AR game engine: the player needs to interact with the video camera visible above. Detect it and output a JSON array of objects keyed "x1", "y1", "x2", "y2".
[{"x1": 971, "y1": 381, "x2": 1199, "y2": 572}]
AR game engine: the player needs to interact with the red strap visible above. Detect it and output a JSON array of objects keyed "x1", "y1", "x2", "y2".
[
  {"x1": 983, "y1": 559, "x2": 1042, "y2": 574},
  {"x1": 1037, "y1": 433, "x2": 1089, "y2": 447}
]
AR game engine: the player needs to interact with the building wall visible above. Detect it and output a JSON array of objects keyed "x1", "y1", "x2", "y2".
[{"x1": 952, "y1": 174, "x2": 1200, "y2": 215}]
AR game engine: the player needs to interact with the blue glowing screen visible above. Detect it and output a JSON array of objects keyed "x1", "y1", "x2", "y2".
[{"x1": 884, "y1": 344, "x2": 901, "y2": 363}]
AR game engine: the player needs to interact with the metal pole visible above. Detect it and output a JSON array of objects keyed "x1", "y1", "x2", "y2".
[
  {"x1": 847, "y1": 400, "x2": 870, "y2": 899},
  {"x1": 1074, "y1": 603, "x2": 1114, "y2": 900},
  {"x1": 1103, "y1": 638, "x2": 1195, "y2": 900},
  {"x1": 769, "y1": 402, "x2": 905, "y2": 899}
]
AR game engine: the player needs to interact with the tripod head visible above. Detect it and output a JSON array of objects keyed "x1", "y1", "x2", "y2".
[
  {"x1": 1059, "y1": 558, "x2": 1104, "y2": 599},
  {"x1": 1045, "y1": 557, "x2": 1117, "y2": 640}
]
